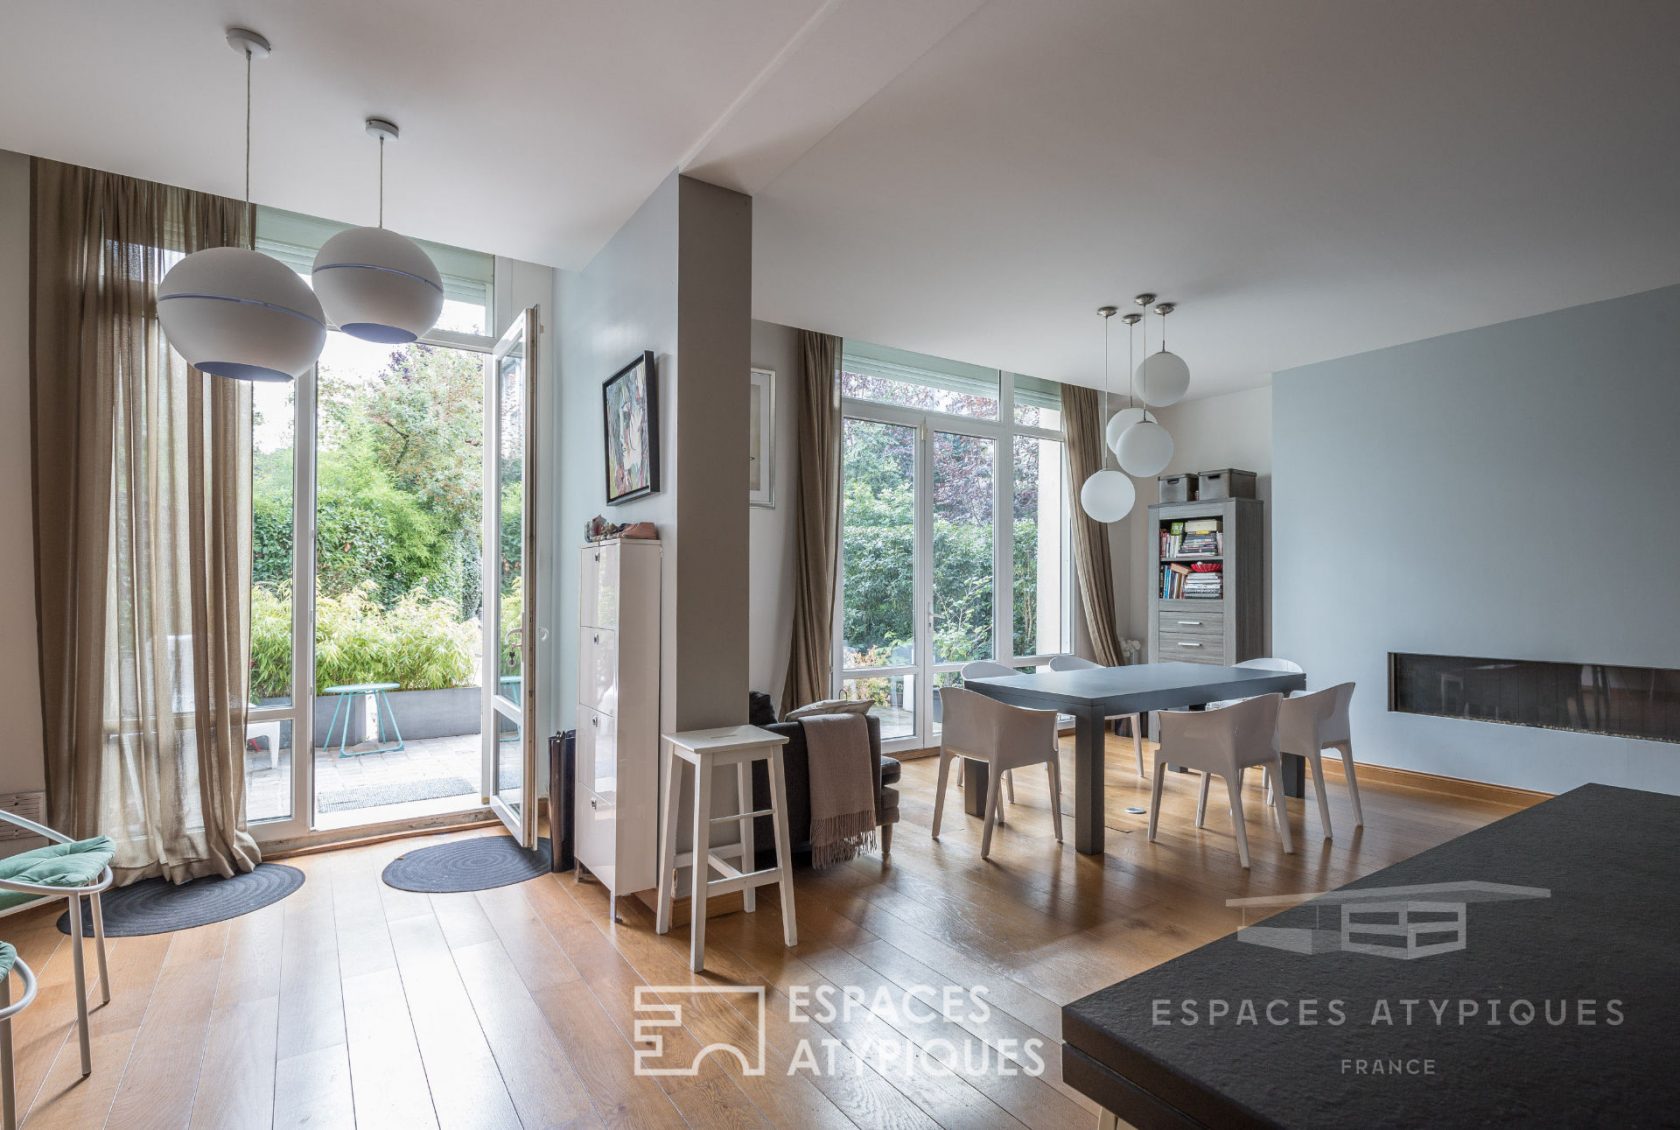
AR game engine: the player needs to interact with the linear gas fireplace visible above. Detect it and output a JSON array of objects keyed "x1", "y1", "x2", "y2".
[{"x1": 1389, "y1": 652, "x2": 1680, "y2": 744}]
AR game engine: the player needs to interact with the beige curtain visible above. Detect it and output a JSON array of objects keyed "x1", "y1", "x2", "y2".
[
  {"x1": 31, "y1": 159, "x2": 260, "y2": 883},
  {"x1": 781, "y1": 330, "x2": 842, "y2": 714},
  {"x1": 1061, "y1": 385, "x2": 1125, "y2": 667}
]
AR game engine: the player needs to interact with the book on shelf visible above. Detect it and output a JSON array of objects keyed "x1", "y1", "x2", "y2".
[
  {"x1": 1159, "y1": 517, "x2": 1224, "y2": 559},
  {"x1": 1161, "y1": 560, "x2": 1223, "y2": 600}
]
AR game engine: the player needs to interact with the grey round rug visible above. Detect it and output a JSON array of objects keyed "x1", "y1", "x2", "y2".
[
  {"x1": 382, "y1": 836, "x2": 552, "y2": 893},
  {"x1": 57, "y1": 864, "x2": 305, "y2": 937}
]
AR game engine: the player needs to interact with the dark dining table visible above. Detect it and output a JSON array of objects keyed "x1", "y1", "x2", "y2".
[{"x1": 965, "y1": 661, "x2": 1308, "y2": 854}]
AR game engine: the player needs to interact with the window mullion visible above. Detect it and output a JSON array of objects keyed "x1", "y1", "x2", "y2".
[{"x1": 995, "y1": 375, "x2": 1013, "y2": 665}]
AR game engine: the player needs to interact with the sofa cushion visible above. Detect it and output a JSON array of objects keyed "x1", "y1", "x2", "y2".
[
  {"x1": 748, "y1": 691, "x2": 779, "y2": 727},
  {"x1": 786, "y1": 698, "x2": 872, "y2": 721},
  {"x1": 880, "y1": 756, "x2": 902, "y2": 787}
]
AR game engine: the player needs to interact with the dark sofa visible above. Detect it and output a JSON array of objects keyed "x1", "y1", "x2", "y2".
[{"x1": 748, "y1": 692, "x2": 901, "y2": 861}]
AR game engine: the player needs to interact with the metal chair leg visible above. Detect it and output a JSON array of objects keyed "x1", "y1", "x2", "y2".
[
  {"x1": 69, "y1": 894, "x2": 90, "y2": 1075},
  {"x1": 92, "y1": 892, "x2": 110, "y2": 1005},
  {"x1": 1, "y1": 973, "x2": 13, "y2": 1130},
  {"x1": 379, "y1": 689, "x2": 406, "y2": 753},
  {"x1": 325, "y1": 693, "x2": 348, "y2": 758}
]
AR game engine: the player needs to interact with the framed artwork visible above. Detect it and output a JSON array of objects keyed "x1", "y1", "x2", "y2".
[
  {"x1": 602, "y1": 351, "x2": 659, "y2": 504},
  {"x1": 749, "y1": 367, "x2": 776, "y2": 508}
]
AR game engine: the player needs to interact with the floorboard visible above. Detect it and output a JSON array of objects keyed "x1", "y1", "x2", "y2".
[{"x1": 5, "y1": 733, "x2": 1526, "y2": 1128}]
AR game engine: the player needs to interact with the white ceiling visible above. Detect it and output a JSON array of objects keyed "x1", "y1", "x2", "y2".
[
  {"x1": 749, "y1": 0, "x2": 1680, "y2": 395},
  {"x1": 4, "y1": 1, "x2": 1679, "y2": 398},
  {"x1": 0, "y1": 0, "x2": 832, "y2": 266}
]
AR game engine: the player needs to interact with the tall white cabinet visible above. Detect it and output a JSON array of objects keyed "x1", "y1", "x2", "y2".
[{"x1": 574, "y1": 537, "x2": 661, "y2": 914}]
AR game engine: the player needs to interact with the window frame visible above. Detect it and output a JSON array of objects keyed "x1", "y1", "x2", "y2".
[{"x1": 834, "y1": 363, "x2": 1074, "y2": 752}]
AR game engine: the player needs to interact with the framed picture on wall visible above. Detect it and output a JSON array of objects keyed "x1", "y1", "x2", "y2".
[
  {"x1": 749, "y1": 367, "x2": 776, "y2": 508},
  {"x1": 602, "y1": 351, "x2": 659, "y2": 504}
]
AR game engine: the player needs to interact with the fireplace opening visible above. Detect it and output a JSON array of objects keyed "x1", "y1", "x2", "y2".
[{"x1": 1389, "y1": 652, "x2": 1680, "y2": 744}]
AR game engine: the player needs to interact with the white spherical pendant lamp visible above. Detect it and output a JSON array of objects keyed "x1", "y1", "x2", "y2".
[
  {"x1": 1134, "y1": 299, "x2": 1190, "y2": 407},
  {"x1": 312, "y1": 119, "x2": 443, "y2": 344},
  {"x1": 1117, "y1": 418, "x2": 1174, "y2": 478},
  {"x1": 314, "y1": 225, "x2": 443, "y2": 344},
  {"x1": 1135, "y1": 349, "x2": 1190, "y2": 407},
  {"x1": 1080, "y1": 469, "x2": 1135, "y2": 523},
  {"x1": 1105, "y1": 406, "x2": 1145, "y2": 457},
  {"x1": 159, "y1": 247, "x2": 327, "y2": 380}
]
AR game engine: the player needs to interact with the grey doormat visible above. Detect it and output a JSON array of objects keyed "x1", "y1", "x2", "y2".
[
  {"x1": 382, "y1": 835, "x2": 552, "y2": 893},
  {"x1": 317, "y1": 775, "x2": 477, "y2": 814},
  {"x1": 57, "y1": 863, "x2": 305, "y2": 937}
]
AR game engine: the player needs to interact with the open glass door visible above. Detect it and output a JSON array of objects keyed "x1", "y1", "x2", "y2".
[{"x1": 484, "y1": 308, "x2": 539, "y2": 846}]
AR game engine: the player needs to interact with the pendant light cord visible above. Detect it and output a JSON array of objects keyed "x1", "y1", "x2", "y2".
[
  {"x1": 378, "y1": 136, "x2": 385, "y2": 228},
  {"x1": 1101, "y1": 312, "x2": 1112, "y2": 469},
  {"x1": 1127, "y1": 319, "x2": 1136, "y2": 410},
  {"x1": 244, "y1": 46, "x2": 253, "y2": 248},
  {"x1": 1140, "y1": 314, "x2": 1150, "y2": 423}
]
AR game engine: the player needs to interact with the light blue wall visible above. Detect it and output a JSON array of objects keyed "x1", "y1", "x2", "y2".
[{"x1": 1274, "y1": 283, "x2": 1680, "y2": 795}]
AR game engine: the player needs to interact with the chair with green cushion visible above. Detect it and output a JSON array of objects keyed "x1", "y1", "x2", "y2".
[
  {"x1": 0, "y1": 812, "x2": 114, "y2": 1078},
  {"x1": 0, "y1": 942, "x2": 37, "y2": 1130}
]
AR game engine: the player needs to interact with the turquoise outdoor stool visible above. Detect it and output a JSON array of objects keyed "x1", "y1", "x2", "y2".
[
  {"x1": 0, "y1": 813, "x2": 115, "y2": 1078},
  {"x1": 321, "y1": 682, "x2": 405, "y2": 757},
  {"x1": 0, "y1": 942, "x2": 36, "y2": 1130}
]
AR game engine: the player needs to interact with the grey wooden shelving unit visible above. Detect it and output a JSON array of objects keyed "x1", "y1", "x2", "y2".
[{"x1": 1146, "y1": 497, "x2": 1264, "y2": 667}]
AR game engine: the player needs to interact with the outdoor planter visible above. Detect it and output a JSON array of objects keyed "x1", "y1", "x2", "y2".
[
  {"x1": 250, "y1": 687, "x2": 483, "y2": 752},
  {"x1": 383, "y1": 686, "x2": 481, "y2": 741}
]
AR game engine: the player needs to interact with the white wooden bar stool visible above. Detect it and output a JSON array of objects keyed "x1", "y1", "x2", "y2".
[{"x1": 656, "y1": 725, "x2": 798, "y2": 973}]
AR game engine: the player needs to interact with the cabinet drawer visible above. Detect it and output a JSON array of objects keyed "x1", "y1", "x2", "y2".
[
  {"x1": 1159, "y1": 633, "x2": 1225, "y2": 664},
  {"x1": 574, "y1": 785, "x2": 615, "y2": 881},
  {"x1": 576, "y1": 706, "x2": 619, "y2": 802},
  {"x1": 1159, "y1": 610, "x2": 1223, "y2": 639},
  {"x1": 579, "y1": 627, "x2": 619, "y2": 716},
  {"x1": 580, "y1": 542, "x2": 620, "y2": 630}
]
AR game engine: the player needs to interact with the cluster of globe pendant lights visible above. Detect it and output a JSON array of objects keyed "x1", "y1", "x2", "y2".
[
  {"x1": 1079, "y1": 294, "x2": 1190, "y2": 523},
  {"x1": 157, "y1": 28, "x2": 443, "y2": 383}
]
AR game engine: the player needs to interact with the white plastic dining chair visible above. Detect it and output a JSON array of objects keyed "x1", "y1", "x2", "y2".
[
  {"x1": 958, "y1": 661, "x2": 1025, "y2": 806},
  {"x1": 1150, "y1": 694, "x2": 1294, "y2": 868},
  {"x1": 1278, "y1": 682, "x2": 1363, "y2": 839},
  {"x1": 933, "y1": 687, "x2": 1063, "y2": 858}
]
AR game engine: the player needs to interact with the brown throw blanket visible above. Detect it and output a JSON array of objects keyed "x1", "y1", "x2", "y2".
[{"x1": 801, "y1": 713, "x2": 877, "y2": 868}]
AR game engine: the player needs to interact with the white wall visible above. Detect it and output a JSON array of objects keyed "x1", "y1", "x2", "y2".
[
  {"x1": 1119, "y1": 385, "x2": 1273, "y2": 647},
  {"x1": 0, "y1": 150, "x2": 45, "y2": 797},
  {"x1": 555, "y1": 172, "x2": 752, "y2": 737},
  {"x1": 747, "y1": 319, "x2": 801, "y2": 698},
  {"x1": 1274, "y1": 283, "x2": 1680, "y2": 794},
  {"x1": 555, "y1": 174, "x2": 681, "y2": 735}
]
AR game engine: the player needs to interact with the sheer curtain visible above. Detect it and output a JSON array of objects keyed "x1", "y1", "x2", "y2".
[
  {"x1": 781, "y1": 330, "x2": 842, "y2": 714},
  {"x1": 1060, "y1": 385, "x2": 1125, "y2": 667},
  {"x1": 31, "y1": 159, "x2": 261, "y2": 883}
]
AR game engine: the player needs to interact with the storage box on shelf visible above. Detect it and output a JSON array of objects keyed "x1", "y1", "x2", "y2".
[
  {"x1": 1158, "y1": 472, "x2": 1197, "y2": 503},
  {"x1": 1196, "y1": 467, "x2": 1257, "y2": 500}
]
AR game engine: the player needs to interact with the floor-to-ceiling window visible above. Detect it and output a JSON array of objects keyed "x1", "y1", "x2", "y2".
[
  {"x1": 243, "y1": 208, "x2": 502, "y2": 836},
  {"x1": 836, "y1": 343, "x2": 1072, "y2": 751}
]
